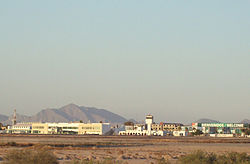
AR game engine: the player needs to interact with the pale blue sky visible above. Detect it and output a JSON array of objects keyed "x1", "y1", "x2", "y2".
[{"x1": 0, "y1": 1, "x2": 249, "y2": 123}]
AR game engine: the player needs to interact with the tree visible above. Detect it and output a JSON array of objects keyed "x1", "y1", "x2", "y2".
[
  {"x1": 245, "y1": 129, "x2": 250, "y2": 135},
  {"x1": 192, "y1": 129, "x2": 203, "y2": 136},
  {"x1": 124, "y1": 121, "x2": 134, "y2": 126},
  {"x1": 214, "y1": 127, "x2": 218, "y2": 134},
  {"x1": 242, "y1": 128, "x2": 250, "y2": 135}
]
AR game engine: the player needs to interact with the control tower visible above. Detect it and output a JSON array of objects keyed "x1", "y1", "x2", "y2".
[{"x1": 145, "y1": 115, "x2": 153, "y2": 135}]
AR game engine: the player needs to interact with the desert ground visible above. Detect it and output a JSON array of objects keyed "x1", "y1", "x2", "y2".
[{"x1": 0, "y1": 135, "x2": 249, "y2": 164}]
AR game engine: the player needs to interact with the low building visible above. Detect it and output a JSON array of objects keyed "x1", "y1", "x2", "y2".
[
  {"x1": 7, "y1": 123, "x2": 32, "y2": 134},
  {"x1": 173, "y1": 130, "x2": 188, "y2": 136},
  {"x1": 32, "y1": 123, "x2": 49, "y2": 134},
  {"x1": 47, "y1": 123, "x2": 80, "y2": 134},
  {"x1": 119, "y1": 124, "x2": 149, "y2": 136},
  {"x1": 79, "y1": 123, "x2": 110, "y2": 135},
  {"x1": 192, "y1": 122, "x2": 248, "y2": 136},
  {"x1": 152, "y1": 122, "x2": 183, "y2": 131},
  {"x1": 8, "y1": 122, "x2": 110, "y2": 135}
]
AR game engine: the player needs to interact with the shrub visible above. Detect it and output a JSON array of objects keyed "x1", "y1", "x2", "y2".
[
  {"x1": 7, "y1": 141, "x2": 17, "y2": 146},
  {"x1": 179, "y1": 150, "x2": 250, "y2": 164},
  {"x1": 179, "y1": 150, "x2": 210, "y2": 164},
  {"x1": 192, "y1": 130, "x2": 203, "y2": 136},
  {"x1": 216, "y1": 152, "x2": 250, "y2": 164},
  {"x1": 156, "y1": 158, "x2": 171, "y2": 164},
  {"x1": 4, "y1": 147, "x2": 58, "y2": 164},
  {"x1": 70, "y1": 159, "x2": 122, "y2": 164}
]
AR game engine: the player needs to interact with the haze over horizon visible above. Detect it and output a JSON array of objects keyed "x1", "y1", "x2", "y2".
[{"x1": 1, "y1": 1, "x2": 249, "y2": 124}]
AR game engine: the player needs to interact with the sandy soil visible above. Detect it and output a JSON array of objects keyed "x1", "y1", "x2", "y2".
[{"x1": 0, "y1": 135, "x2": 249, "y2": 164}]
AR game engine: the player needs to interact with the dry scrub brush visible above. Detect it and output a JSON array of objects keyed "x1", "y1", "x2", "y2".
[
  {"x1": 70, "y1": 159, "x2": 125, "y2": 164},
  {"x1": 3, "y1": 147, "x2": 58, "y2": 164},
  {"x1": 179, "y1": 150, "x2": 250, "y2": 164}
]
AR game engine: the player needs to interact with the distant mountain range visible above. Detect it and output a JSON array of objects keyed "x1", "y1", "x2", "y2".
[
  {"x1": 0, "y1": 106, "x2": 249, "y2": 125},
  {"x1": 194, "y1": 118, "x2": 250, "y2": 124},
  {"x1": 0, "y1": 114, "x2": 8, "y2": 122},
  {"x1": 240, "y1": 119, "x2": 250, "y2": 124},
  {"x1": 0, "y1": 104, "x2": 127, "y2": 125},
  {"x1": 195, "y1": 118, "x2": 221, "y2": 123}
]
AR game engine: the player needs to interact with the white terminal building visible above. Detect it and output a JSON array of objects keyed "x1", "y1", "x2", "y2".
[
  {"x1": 7, "y1": 122, "x2": 111, "y2": 135},
  {"x1": 119, "y1": 115, "x2": 166, "y2": 136}
]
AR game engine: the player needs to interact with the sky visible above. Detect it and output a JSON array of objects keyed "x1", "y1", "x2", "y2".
[{"x1": 0, "y1": 1, "x2": 249, "y2": 123}]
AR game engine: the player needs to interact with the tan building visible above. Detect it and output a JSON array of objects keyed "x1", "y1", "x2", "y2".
[
  {"x1": 27, "y1": 122, "x2": 111, "y2": 135},
  {"x1": 79, "y1": 123, "x2": 110, "y2": 135},
  {"x1": 152, "y1": 122, "x2": 183, "y2": 131},
  {"x1": 7, "y1": 123, "x2": 32, "y2": 134},
  {"x1": 47, "y1": 123, "x2": 79, "y2": 134},
  {"x1": 32, "y1": 123, "x2": 49, "y2": 134},
  {"x1": 8, "y1": 122, "x2": 111, "y2": 135}
]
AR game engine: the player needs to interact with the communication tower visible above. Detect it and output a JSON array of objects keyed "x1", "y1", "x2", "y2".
[{"x1": 12, "y1": 109, "x2": 17, "y2": 125}]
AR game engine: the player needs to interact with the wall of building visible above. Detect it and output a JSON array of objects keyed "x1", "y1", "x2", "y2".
[
  {"x1": 48, "y1": 123, "x2": 80, "y2": 134},
  {"x1": 152, "y1": 123, "x2": 183, "y2": 131},
  {"x1": 79, "y1": 123, "x2": 102, "y2": 135},
  {"x1": 7, "y1": 123, "x2": 32, "y2": 134},
  {"x1": 192, "y1": 122, "x2": 247, "y2": 135},
  {"x1": 7, "y1": 122, "x2": 110, "y2": 135},
  {"x1": 32, "y1": 123, "x2": 48, "y2": 134},
  {"x1": 173, "y1": 131, "x2": 188, "y2": 136}
]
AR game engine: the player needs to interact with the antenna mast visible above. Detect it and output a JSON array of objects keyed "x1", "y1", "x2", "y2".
[{"x1": 12, "y1": 109, "x2": 17, "y2": 125}]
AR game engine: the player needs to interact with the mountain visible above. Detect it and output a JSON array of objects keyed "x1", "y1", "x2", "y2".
[
  {"x1": 195, "y1": 118, "x2": 220, "y2": 123},
  {"x1": 127, "y1": 119, "x2": 138, "y2": 124},
  {"x1": 0, "y1": 113, "x2": 32, "y2": 125},
  {"x1": 0, "y1": 114, "x2": 8, "y2": 122},
  {"x1": 0, "y1": 104, "x2": 127, "y2": 125},
  {"x1": 240, "y1": 119, "x2": 250, "y2": 124}
]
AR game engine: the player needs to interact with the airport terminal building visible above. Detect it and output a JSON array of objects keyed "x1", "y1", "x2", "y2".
[{"x1": 7, "y1": 122, "x2": 111, "y2": 135}]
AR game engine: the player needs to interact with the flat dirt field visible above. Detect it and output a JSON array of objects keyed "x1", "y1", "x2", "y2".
[{"x1": 0, "y1": 134, "x2": 249, "y2": 163}]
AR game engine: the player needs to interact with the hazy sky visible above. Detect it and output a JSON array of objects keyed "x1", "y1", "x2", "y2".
[{"x1": 0, "y1": 1, "x2": 249, "y2": 123}]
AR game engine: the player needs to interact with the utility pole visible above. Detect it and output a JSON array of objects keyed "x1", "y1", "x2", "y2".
[{"x1": 12, "y1": 109, "x2": 16, "y2": 125}]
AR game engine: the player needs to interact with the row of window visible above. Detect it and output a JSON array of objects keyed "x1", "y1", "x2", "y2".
[
  {"x1": 33, "y1": 126, "x2": 44, "y2": 129},
  {"x1": 62, "y1": 127, "x2": 78, "y2": 129},
  {"x1": 153, "y1": 125, "x2": 180, "y2": 127},
  {"x1": 13, "y1": 126, "x2": 31, "y2": 129},
  {"x1": 81, "y1": 127, "x2": 100, "y2": 130}
]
